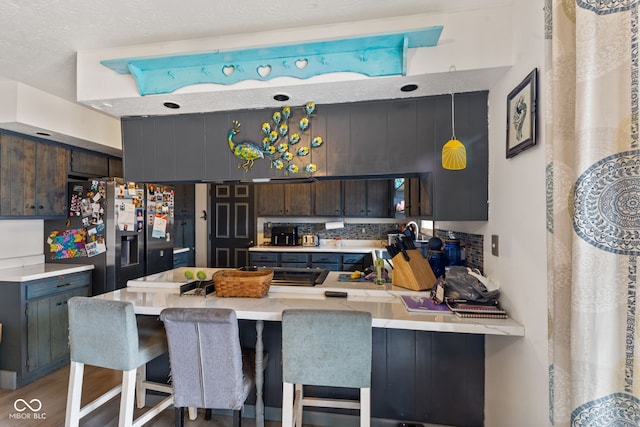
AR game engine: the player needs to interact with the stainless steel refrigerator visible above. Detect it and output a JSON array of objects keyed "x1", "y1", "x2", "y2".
[{"x1": 44, "y1": 178, "x2": 174, "y2": 295}]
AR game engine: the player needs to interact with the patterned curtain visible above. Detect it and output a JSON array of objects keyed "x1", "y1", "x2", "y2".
[{"x1": 547, "y1": 0, "x2": 640, "y2": 425}]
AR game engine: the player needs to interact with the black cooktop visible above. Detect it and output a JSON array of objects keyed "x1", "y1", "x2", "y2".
[{"x1": 239, "y1": 266, "x2": 329, "y2": 286}]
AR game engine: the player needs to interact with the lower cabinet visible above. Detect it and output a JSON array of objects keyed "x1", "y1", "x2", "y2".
[
  {"x1": 249, "y1": 251, "x2": 372, "y2": 271},
  {"x1": 0, "y1": 270, "x2": 92, "y2": 389}
]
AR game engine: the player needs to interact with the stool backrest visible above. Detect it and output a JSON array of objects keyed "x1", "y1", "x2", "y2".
[
  {"x1": 159, "y1": 308, "x2": 247, "y2": 409},
  {"x1": 282, "y1": 309, "x2": 372, "y2": 388},
  {"x1": 67, "y1": 297, "x2": 140, "y2": 371}
]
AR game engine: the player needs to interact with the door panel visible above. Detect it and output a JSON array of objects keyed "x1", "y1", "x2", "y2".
[{"x1": 211, "y1": 184, "x2": 254, "y2": 268}]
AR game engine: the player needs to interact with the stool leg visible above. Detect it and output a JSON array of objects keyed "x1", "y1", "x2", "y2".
[
  {"x1": 136, "y1": 364, "x2": 146, "y2": 408},
  {"x1": 294, "y1": 384, "x2": 303, "y2": 427},
  {"x1": 175, "y1": 407, "x2": 184, "y2": 427},
  {"x1": 65, "y1": 361, "x2": 85, "y2": 427},
  {"x1": 281, "y1": 381, "x2": 294, "y2": 427},
  {"x1": 360, "y1": 387, "x2": 371, "y2": 427},
  {"x1": 188, "y1": 407, "x2": 198, "y2": 420},
  {"x1": 119, "y1": 368, "x2": 137, "y2": 427}
]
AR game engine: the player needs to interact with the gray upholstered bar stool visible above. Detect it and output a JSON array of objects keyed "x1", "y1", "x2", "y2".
[
  {"x1": 159, "y1": 307, "x2": 257, "y2": 427},
  {"x1": 65, "y1": 297, "x2": 173, "y2": 427},
  {"x1": 281, "y1": 309, "x2": 373, "y2": 427}
]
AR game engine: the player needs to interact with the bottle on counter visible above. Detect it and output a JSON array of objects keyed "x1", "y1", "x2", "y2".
[{"x1": 374, "y1": 258, "x2": 386, "y2": 285}]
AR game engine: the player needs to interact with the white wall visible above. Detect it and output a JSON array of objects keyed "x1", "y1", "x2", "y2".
[
  {"x1": 0, "y1": 219, "x2": 45, "y2": 269},
  {"x1": 439, "y1": 1, "x2": 549, "y2": 425},
  {"x1": 484, "y1": 1, "x2": 548, "y2": 424}
]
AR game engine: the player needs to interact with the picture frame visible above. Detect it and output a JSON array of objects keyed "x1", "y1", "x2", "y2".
[{"x1": 506, "y1": 68, "x2": 537, "y2": 158}]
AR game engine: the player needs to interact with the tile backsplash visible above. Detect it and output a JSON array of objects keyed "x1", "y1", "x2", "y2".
[{"x1": 263, "y1": 222, "x2": 484, "y2": 272}]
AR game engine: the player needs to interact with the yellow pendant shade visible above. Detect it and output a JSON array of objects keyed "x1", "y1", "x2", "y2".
[{"x1": 442, "y1": 139, "x2": 467, "y2": 170}]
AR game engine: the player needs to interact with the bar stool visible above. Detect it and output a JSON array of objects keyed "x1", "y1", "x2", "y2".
[
  {"x1": 159, "y1": 307, "x2": 259, "y2": 427},
  {"x1": 281, "y1": 309, "x2": 372, "y2": 427},
  {"x1": 65, "y1": 297, "x2": 173, "y2": 427}
]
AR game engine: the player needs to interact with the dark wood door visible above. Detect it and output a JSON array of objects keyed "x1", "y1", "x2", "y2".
[
  {"x1": 314, "y1": 180, "x2": 342, "y2": 216},
  {"x1": 366, "y1": 179, "x2": 392, "y2": 217},
  {"x1": 342, "y1": 180, "x2": 367, "y2": 216},
  {"x1": 256, "y1": 183, "x2": 284, "y2": 216},
  {"x1": 211, "y1": 183, "x2": 255, "y2": 268},
  {"x1": 284, "y1": 183, "x2": 312, "y2": 216}
]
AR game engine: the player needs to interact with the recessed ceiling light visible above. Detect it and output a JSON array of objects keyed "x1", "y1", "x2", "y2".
[
  {"x1": 273, "y1": 94, "x2": 290, "y2": 102},
  {"x1": 36, "y1": 131, "x2": 51, "y2": 137},
  {"x1": 163, "y1": 102, "x2": 180, "y2": 109},
  {"x1": 401, "y1": 84, "x2": 418, "y2": 92}
]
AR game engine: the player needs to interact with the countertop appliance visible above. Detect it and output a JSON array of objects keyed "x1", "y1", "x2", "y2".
[
  {"x1": 239, "y1": 266, "x2": 328, "y2": 286},
  {"x1": 301, "y1": 234, "x2": 319, "y2": 247},
  {"x1": 271, "y1": 226, "x2": 298, "y2": 246}
]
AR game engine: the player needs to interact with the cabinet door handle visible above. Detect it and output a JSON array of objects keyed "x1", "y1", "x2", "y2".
[{"x1": 55, "y1": 283, "x2": 72, "y2": 288}]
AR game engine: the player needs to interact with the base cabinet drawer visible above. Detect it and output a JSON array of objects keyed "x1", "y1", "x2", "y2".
[{"x1": 249, "y1": 253, "x2": 279, "y2": 266}]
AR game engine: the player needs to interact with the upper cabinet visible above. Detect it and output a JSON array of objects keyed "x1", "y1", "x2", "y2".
[
  {"x1": 70, "y1": 148, "x2": 108, "y2": 177},
  {"x1": 0, "y1": 133, "x2": 69, "y2": 218},
  {"x1": 122, "y1": 91, "x2": 489, "y2": 220},
  {"x1": 70, "y1": 148, "x2": 122, "y2": 179},
  {"x1": 313, "y1": 180, "x2": 342, "y2": 216},
  {"x1": 343, "y1": 180, "x2": 392, "y2": 217},
  {"x1": 256, "y1": 182, "x2": 313, "y2": 216}
]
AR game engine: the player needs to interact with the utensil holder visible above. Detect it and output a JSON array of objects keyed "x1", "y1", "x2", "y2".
[{"x1": 391, "y1": 249, "x2": 437, "y2": 291}]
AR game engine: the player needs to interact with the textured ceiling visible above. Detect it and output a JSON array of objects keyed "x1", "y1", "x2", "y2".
[{"x1": 0, "y1": 0, "x2": 511, "y2": 119}]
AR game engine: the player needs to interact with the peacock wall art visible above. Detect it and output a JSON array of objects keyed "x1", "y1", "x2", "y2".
[{"x1": 227, "y1": 102, "x2": 324, "y2": 174}]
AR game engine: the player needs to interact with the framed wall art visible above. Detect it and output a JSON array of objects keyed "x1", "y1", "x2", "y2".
[{"x1": 506, "y1": 68, "x2": 537, "y2": 158}]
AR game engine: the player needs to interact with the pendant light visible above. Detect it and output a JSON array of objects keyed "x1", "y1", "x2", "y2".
[{"x1": 442, "y1": 92, "x2": 467, "y2": 170}]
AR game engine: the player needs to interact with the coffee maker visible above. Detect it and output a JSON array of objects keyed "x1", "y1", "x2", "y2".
[{"x1": 271, "y1": 226, "x2": 299, "y2": 246}]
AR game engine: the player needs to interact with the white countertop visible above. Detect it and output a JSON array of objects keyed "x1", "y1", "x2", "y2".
[
  {"x1": 0, "y1": 263, "x2": 95, "y2": 282},
  {"x1": 111, "y1": 267, "x2": 524, "y2": 336}
]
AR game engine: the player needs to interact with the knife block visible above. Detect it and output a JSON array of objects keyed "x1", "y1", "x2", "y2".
[{"x1": 391, "y1": 249, "x2": 437, "y2": 291}]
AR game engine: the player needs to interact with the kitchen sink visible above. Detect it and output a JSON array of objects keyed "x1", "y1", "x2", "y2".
[{"x1": 238, "y1": 266, "x2": 329, "y2": 286}]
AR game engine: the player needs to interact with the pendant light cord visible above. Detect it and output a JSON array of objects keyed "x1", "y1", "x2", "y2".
[{"x1": 450, "y1": 92, "x2": 456, "y2": 140}]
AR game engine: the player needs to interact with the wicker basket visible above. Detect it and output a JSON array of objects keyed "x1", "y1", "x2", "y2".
[{"x1": 213, "y1": 269, "x2": 273, "y2": 298}]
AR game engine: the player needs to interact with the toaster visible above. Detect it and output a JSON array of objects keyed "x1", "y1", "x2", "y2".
[{"x1": 302, "y1": 234, "x2": 319, "y2": 247}]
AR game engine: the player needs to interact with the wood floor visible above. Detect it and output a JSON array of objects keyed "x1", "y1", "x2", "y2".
[{"x1": 0, "y1": 365, "x2": 285, "y2": 427}]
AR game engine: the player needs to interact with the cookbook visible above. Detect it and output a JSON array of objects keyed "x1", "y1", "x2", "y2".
[
  {"x1": 400, "y1": 295, "x2": 451, "y2": 313},
  {"x1": 445, "y1": 300, "x2": 508, "y2": 319}
]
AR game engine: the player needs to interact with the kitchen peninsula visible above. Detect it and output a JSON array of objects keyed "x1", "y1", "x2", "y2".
[{"x1": 98, "y1": 266, "x2": 523, "y2": 426}]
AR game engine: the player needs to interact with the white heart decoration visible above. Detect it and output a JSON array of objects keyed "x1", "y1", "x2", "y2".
[
  {"x1": 295, "y1": 59, "x2": 308, "y2": 69},
  {"x1": 222, "y1": 65, "x2": 235, "y2": 76},
  {"x1": 257, "y1": 65, "x2": 272, "y2": 78}
]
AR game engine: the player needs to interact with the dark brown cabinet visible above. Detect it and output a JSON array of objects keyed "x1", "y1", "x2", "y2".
[
  {"x1": 256, "y1": 183, "x2": 312, "y2": 216},
  {"x1": 256, "y1": 183, "x2": 285, "y2": 216},
  {"x1": 313, "y1": 180, "x2": 342, "y2": 216},
  {"x1": 342, "y1": 180, "x2": 367, "y2": 216},
  {"x1": 343, "y1": 179, "x2": 392, "y2": 217},
  {"x1": 0, "y1": 133, "x2": 68, "y2": 217},
  {"x1": 404, "y1": 174, "x2": 432, "y2": 218},
  {"x1": 284, "y1": 183, "x2": 312, "y2": 215},
  {"x1": 70, "y1": 148, "x2": 109, "y2": 177}
]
